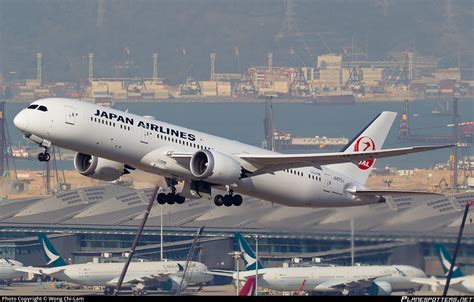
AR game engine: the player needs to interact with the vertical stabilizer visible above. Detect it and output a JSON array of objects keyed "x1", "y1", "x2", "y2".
[
  {"x1": 234, "y1": 232, "x2": 264, "y2": 271},
  {"x1": 436, "y1": 244, "x2": 463, "y2": 278},
  {"x1": 327, "y1": 111, "x2": 397, "y2": 184},
  {"x1": 239, "y1": 276, "x2": 256, "y2": 296},
  {"x1": 37, "y1": 234, "x2": 67, "y2": 267}
]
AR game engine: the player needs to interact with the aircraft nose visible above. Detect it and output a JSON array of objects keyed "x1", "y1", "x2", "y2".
[{"x1": 13, "y1": 109, "x2": 28, "y2": 131}]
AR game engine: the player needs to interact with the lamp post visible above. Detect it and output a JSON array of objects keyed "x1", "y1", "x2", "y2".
[
  {"x1": 254, "y1": 235, "x2": 261, "y2": 296},
  {"x1": 229, "y1": 251, "x2": 244, "y2": 295}
]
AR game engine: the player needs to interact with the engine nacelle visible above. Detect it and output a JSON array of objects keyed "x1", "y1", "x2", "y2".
[
  {"x1": 367, "y1": 280, "x2": 392, "y2": 296},
  {"x1": 189, "y1": 150, "x2": 241, "y2": 185},
  {"x1": 159, "y1": 275, "x2": 187, "y2": 293},
  {"x1": 74, "y1": 152, "x2": 127, "y2": 181}
]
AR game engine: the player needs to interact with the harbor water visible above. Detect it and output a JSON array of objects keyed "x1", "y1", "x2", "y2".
[{"x1": 4, "y1": 99, "x2": 473, "y2": 170}]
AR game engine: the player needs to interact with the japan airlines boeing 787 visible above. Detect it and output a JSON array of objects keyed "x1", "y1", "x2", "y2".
[{"x1": 14, "y1": 98, "x2": 450, "y2": 208}]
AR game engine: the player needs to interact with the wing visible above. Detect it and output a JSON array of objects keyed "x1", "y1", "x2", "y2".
[
  {"x1": 349, "y1": 189, "x2": 443, "y2": 196},
  {"x1": 314, "y1": 275, "x2": 388, "y2": 291},
  {"x1": 238, "y1": 145, "x2": 453, "y2": 174},
  {"x1": 108, "y1": 273, "x2": 171, "y2": 287}
]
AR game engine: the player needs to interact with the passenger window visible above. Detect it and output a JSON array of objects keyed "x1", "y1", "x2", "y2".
[
  {"x1": 27, "y1": 104, "x2": 39, "y2": 109},
  {"x1": 38, "y1": 105, "x2": 48, "y2": 112}
]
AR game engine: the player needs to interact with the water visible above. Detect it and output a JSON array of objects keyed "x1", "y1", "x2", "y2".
[{"x1": 4, "y1": 99, "x2": 473, "y2": 170}]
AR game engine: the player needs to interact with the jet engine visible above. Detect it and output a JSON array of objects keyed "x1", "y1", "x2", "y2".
[
  {"x1": 159, "y1": 275, "x2": 187, "y2": 293},
  {"x1": 367, "y1": 280, "x2": 392, "y2": 296},
  {"x1": 74, "y1": 152, "x2": 129, "y2": 181},
  {"x1": 189, "y1": 150, "x2": 241, "y2": 184}
]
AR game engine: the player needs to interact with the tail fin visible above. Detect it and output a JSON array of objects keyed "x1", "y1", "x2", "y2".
[
  {"x1": 234, "y1": 232, "x2": 264, "y2": 271},
  {"x1": 37, "y1": 234, "x2": 67, "y2": 267},
  {"x1": 436, "y1": 244, "x2": 463, "y2": 278},
  {"x1": 327, "y1": 111, "x2": 397, "y2": 184},
  {"x1": 239, "y1": 276, "x2": 256, "y2": 296}
]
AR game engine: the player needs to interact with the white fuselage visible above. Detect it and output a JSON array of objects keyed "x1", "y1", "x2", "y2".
[
  {"x1": 0, "y1": 259, "x2": 24, "y2": 281},
  {"x1": 14, "y1": 98, "x2": 379, "y2": 207},
  {"x1": 46, "y1": 261, "x2": 211, "y2": 287},
  {"x1": 237, "y1": 265, "x2": 426, "y2": 292}
]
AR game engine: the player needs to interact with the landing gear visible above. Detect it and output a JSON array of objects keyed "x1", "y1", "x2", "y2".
[
  {"x1": 132, "y1": 288, "x2": 147, "y2": 296},
  {"x1": 157, "y1": 192, "x2": 185, "y2": 205},
  {"x1": 214, "y1": 192, "x2": 243, "y2": 207},
  {"x1": 37, "y1": 149, "x2": 50, "y2": 162},
  {"x1": 103, "y1": 287, "x2": 114, "y2": 296},
  {"x1": 157, "y1": 178, "x2": 186, "y2": 205}
]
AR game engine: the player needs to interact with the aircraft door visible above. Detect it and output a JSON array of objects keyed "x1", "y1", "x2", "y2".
[
  {"x1": 140, "y1": 127, "x2": 151, "y2": 144},
  {"x1": 324, "y1": 173, "x2": 332, "y2": 193},
  {"x1": 65, "y1": 106, "x2": 76, "y2": 125}
]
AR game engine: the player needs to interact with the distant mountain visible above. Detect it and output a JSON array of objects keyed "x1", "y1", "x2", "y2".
[{"x1": 1, "y1": 0, "x2": 472, "y2": 83}]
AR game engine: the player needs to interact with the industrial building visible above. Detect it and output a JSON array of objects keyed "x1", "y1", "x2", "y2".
[{"x1": 0, "y1": 185, "x2": 474, "y2": 280}]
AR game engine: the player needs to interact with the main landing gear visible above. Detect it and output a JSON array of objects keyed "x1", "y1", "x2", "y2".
[
  {"x1": 37, "y1": 148, "x2": 50, "y2": 162},
  {"x1": 214, "y1": 190, "x2": 243, "y2": 207},
  {"x1": 157, "y1": 178, "x2": 186, "y2": 205}
]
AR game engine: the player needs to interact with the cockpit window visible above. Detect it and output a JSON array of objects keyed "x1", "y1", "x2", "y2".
[
  {"x1": 38, "y1": 105, "x2": 48, "y2": 112},
  {"x1": 27, "y1": 104, "x2": 38, "y2": 109}
]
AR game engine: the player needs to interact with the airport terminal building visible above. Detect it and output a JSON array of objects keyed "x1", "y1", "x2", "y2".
[{"x1": 1, "y1": 184, "x2": 474, "y2": 279}]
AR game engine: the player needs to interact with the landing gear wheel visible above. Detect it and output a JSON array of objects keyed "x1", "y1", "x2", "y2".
[
  {"x1": 166, "y1": 193, "x2": 176, "y2": 204},
  {"x1": 176, "y1": 195, "x2": 186, "y2": 204},
  {"x1": 38, "y1": 153, "x2": 44, "y2": 162},
  {"x1": 157, "y1": 193, "x2": 167, "y2": 204},
  {"x1": 103, "y1": 287, "x2": 112, "y2": 295},
  {"x1": 223, "y1": 195, "x2": 233, "y2": 207},
  {"x1": 214, "y1": 195, "x2": 224, "y2": 206},
  {"x1": 233, "y1": 195, "x2": 243, "y2": 206},
  {"x1": 43, "y1": 153, "x2": 50, "y2": 162}
]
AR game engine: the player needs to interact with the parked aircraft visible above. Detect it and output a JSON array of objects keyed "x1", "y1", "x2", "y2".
[
  {"x1": 17, "y1": 234, "x2": 212, "y2": 295},
  {"x1": 411, "y1": 244, "x2": 474, "y2": 294},
  {"x1": 0, "y1": 258, "x2": 24, "y2": 286},
  {"x1": 13, "y1": 98, "x2": 450, "y2": 208},
  {"x1": 211, "y1": 232, "x2": 426, "y2": 296}
]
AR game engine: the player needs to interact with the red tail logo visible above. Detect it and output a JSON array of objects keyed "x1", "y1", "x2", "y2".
[
  {"x1": 353, "y1": 136, "x2": 376, "y2": 170},
  {"x1": 239, "y1": 277, "x2": 256, "y2": 296}
]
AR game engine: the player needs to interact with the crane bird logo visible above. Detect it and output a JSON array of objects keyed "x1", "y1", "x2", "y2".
[{"x1": 353, "y1": 136, "x2": 376, "y2": 170}]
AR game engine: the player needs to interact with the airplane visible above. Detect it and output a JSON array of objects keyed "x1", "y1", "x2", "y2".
[
  {"x1": 210, "y1": 232, "x2": 427, "y2": 296},
  {"x1": 13, "y1": 98, "x2": 451, "y2": 208},
  {"x1": 0, "y1": 258, "x2": 24, "y2": 286},
  {"x1": 16, "y1": 234, "x2": 212, "y2": 295},
  {"x1": 411, "y1": 244, "x2": 474, "y2": 294},
  {"x1": 239, "y1": 276, "x2": 256, "y2": 296}
]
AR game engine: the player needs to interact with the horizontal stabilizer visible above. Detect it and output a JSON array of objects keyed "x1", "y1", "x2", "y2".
[{"x1": 15, "y1": 266, "x2": 65, "y2": 275}]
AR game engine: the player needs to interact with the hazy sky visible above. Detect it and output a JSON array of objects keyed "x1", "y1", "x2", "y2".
[{"x1": 1, "y1": 0, "x2": 472, "y2": 83}]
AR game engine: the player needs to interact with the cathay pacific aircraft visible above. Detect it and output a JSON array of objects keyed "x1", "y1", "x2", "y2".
[
  {"x1": 411, "y1": 244, "x2": 474, "y2": 294},
  {"x1": 0, "y1": 258, "x2": 24, "y2": 286},
  {"x1": 17, "y1": 234, "x2": 212, "y2": 295},
  {"x1": 211, "y1": 232, "x2": 426, "y2": 296},
  {"x1": 14, "y1": 98, "x2": 450, "y2": 208}
]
